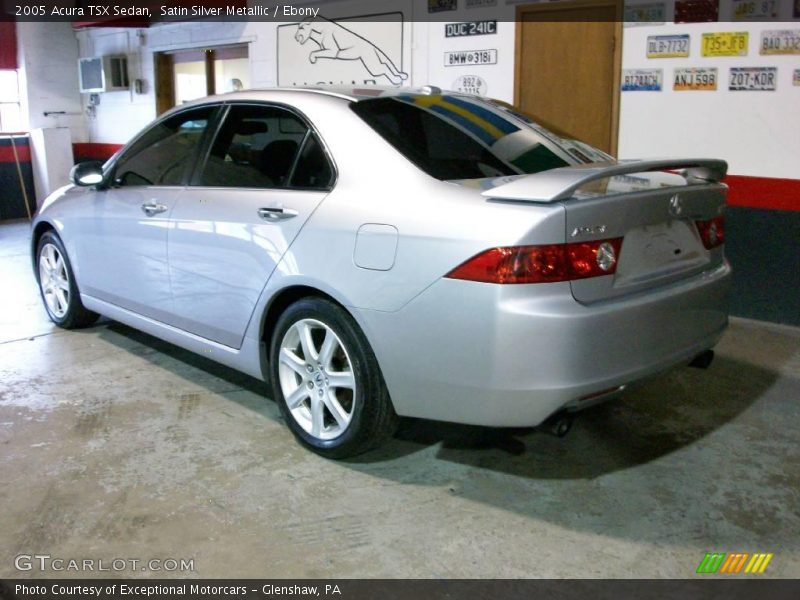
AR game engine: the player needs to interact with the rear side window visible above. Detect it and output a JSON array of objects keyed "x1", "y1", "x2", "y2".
[
  {"x1": 290, "y1": 134, "x2": 334, "y2": 189},
  {"x1": 196, "y1": 104, "x2": 333, "y2": 190},
  {"x1": 351, "y1": 95, "x2": 574, "y2": 180},
  {"x1": 113, "y1": 107, "x2": 215, "y2": 186}
]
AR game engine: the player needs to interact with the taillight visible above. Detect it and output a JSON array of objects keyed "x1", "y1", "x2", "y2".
[
  {"x1": 445, "y1": 238, "x2": 623, "y2": 284},
  {"x1": 695, "y1": 215, "x2": 725, "y2": 249}
]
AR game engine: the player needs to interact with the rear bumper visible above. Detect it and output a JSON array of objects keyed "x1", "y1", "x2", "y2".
[{"x1": 354, "y1": 260, "x2": 731, "y2": 427}]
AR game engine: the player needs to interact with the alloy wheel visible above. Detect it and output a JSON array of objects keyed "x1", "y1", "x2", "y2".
[
  {"x1": 277, "y1": 318, "x2": 357, "y2": 441},
  {"x1": 38, "y1": 243, "x2": 70, "y2": 319}
]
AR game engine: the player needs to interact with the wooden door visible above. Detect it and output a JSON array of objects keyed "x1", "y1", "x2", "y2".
[{"x1": 515, "y1": 1, "x2": 622, "y2": 155}]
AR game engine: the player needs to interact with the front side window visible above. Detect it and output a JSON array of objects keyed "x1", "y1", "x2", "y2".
[
  {"x1": 351, "y1": 95, "x2": 602, "y2": 181},
  {"x1": 197, "y1": 104, "x2": 332, "y2": 190},
  {"x1": 113, "y1": 107, "x2": 215, "y2": 187}
]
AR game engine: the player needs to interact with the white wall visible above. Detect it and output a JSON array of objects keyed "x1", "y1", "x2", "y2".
[
  {"x1": 17, "y1": 22, "x2": 87, "y2": 141},
  {"x1": 421, "y1": 0, "x2": 516, "y2": 102},
  {"x1": 619, "y1": 21, "x2": 800, "y2": 179},
  {"x1": 66, "y1": 8, "x2": 800, "y2": 183}
]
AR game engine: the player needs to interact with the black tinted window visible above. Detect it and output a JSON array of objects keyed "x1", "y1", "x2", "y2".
[
  {"x1": 114, "y1": 107, "x2": 214, "y2": 186},
  {"x1": 351, "y1": 95, "x2": 573, "y2": 180},
  {"x1": 198, "y1": 105, "x2": 309, "y2": 189},
  {"x1": 290, "y1": 134, "x2": 334, "y2": 190}
]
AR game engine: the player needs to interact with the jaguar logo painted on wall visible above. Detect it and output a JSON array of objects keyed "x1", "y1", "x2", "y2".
[{"x1": 278, "y1": 13, "x2": 408, "y2": 87}]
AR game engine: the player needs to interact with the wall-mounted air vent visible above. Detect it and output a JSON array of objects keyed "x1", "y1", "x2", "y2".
[{"x1": 79, "y1": 56, "x2": 129, "y2": 93}]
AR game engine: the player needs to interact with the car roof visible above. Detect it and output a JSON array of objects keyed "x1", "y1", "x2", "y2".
[{"x1": 189, "y1": 85, "x2": 454, "y2": 105}]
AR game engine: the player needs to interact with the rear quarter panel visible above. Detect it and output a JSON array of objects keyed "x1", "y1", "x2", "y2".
[{"x1": 254, "y1": 95, "x2": 567, "y2": 315}]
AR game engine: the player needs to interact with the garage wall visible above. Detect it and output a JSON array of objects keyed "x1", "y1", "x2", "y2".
[
  {"x1": 620, "y1": 20, "x2": 800, "y2": 325},
  {"x1": 74, "y1": 0, "x2": 519, "y2": 149},
  {"x1": 16, "y1": 22, "x2": 87, "y2": 141},
  {"x1": 619, "y1": 21, "x2": 800, "y2": 179}
]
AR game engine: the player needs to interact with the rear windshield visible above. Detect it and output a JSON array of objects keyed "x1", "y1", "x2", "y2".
[{"x1": 350, "y1": 94, "x2": 610, "y2": 181}]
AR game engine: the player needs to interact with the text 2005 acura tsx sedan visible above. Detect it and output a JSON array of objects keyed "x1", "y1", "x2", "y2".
[{"x1": 32, "y1": 87, "x2": 731, "y2": 457}]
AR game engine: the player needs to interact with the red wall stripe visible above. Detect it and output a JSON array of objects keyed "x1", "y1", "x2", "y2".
[
  {"x1": 0, "y1": 22, "x2": 17, "y2": 70},
  {"x1": 0, "y1": 141, "x2": 31, "y2": 163},
  {"x1": 725, "y1": 175, "x2": 800, "y2": 213},
  {"x1": 72, "y1": 142, "x2": 123, "y2": 161}
]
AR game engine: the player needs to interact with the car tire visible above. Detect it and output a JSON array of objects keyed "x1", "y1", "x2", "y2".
[
  {"x1": 36, "y1": 231, "x2": 99, "y2": 329},
  {"x1": 269, "y1": 297, "x2": 398, "y2": 458}
]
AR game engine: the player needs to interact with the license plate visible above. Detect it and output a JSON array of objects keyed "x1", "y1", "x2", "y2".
[
  {"x1": 428, "y1": 0, "x2": 457, "y2": 13},
  {"x1": 760, "y1": 29, "x2": 800, "y2": 55},
  {"x1": 444, "y1": 49, "x2": 498, "y2": 66},
  {"x1": 674, "y1": 67, "x2": 718, "y2": 91},
  {"x1": 701, "y1": 32, "x2": 749, "y2": 56},
  {"x1": 647, "y1": 34, "x2": 690, "y2": 58},
  {"x1": 624, "y1": 2, "x2": 666, "y2": 24},
  {"x1": 729, "y1": 67, "x2": 777, "y2": 91},
  {"x1": 732, "y1": 0, "x2": 779, "y2": 19},
  {"x1": 621, "y1": 69, "x2": 663, "y2": 91}
]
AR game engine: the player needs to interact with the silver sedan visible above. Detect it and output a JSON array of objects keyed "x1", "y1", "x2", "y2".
[{"x1": 32, "y1": 87, "x2": 731, "y2": 457}]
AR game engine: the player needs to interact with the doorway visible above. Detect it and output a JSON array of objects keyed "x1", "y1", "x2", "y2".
[
  {"x1": 154, "y1": 45, "x2": 250, "y2": 116},
  {"x1": 515, "y1": 1, "x2": 622, "y2": 155}
]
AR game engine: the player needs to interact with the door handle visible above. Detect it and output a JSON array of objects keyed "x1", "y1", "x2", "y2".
[
  {"x1": 258, "y1": 207, "x2": 298, "y2": 221},
  {"x1": 141, "y1": 201, "x2": 168, "y2": 216}
]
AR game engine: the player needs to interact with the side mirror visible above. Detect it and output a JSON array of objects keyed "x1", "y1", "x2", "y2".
[{"x1": 70, "y1": 161, "x2": 105, "y2": 187}]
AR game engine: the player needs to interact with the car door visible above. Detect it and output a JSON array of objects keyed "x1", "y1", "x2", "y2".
[
  {"x1": 167, "y1": 103, "x2": 335, "y2": 348},
  {"x1": 75, "y1": 105, "x2": 219, "y2": 324}
]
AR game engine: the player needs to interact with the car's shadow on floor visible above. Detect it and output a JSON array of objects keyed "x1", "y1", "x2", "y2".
[
  {"x1": 350, "y1": 353, "x2": 776, "y2": 477},
  {"x1": 91, "y1": 320, "x2": 798, "y2": 550},
  {"x1": 98, "y1": 320, "x2": 774, "y2": 480}
]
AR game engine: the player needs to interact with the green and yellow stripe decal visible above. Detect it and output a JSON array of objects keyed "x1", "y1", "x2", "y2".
[{"x1": 398, "y1": 94, "x2": 518, "y2": 146}]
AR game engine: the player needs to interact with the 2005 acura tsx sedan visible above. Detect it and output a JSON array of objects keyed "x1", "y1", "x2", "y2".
[{"x1": 32, "y1": 86, "x2": 731, "y2": 457}]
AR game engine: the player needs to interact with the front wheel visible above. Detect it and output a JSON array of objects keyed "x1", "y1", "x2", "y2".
[
  {"x1": 36, "y1": 231, "x2": 99, "y2": 329},
  {"x1": 269, "y1": 297, "x2": 398, "y2": 458}
]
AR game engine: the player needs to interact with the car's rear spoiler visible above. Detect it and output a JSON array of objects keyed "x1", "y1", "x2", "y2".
[{"x1": 482, "y1": 159, "x2": 728, "y2": 203}]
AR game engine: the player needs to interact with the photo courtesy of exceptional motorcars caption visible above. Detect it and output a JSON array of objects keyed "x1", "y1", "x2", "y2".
[{"x1": 0, "y1": 0, "x2": 799, "y2": 597}]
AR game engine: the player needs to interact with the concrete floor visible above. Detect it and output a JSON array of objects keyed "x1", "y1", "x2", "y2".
[{"x1": 1, "y1": 219, "x2": 798, "y2": 579}]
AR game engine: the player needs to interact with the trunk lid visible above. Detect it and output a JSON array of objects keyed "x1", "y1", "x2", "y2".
[
  {"x1": 480, "y1": 159, "x2": 728, "y2": 303},
  {"x1": 563, "y1": 175, "x2": 726, "y2": 302}
]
